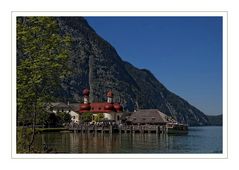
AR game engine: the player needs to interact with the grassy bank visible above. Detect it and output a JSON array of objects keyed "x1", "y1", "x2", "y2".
[
  {"x1": 36, "y1": 127, "x2": 69, "y2": 133},
  {"x1": 17, "y1": 127, "x2": 69, "y2": 134}
]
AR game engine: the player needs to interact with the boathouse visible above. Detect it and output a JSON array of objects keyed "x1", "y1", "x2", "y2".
[{"x1": 127, "y1": 109, "x2": 171, "y2": 125}]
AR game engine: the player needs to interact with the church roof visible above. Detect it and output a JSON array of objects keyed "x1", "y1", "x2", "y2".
[{"x1": 79, "y1": 102, "x2": 123, "y2": 113}]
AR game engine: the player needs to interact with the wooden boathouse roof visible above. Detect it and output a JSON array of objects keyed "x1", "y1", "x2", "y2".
[{"x1": 127, "y1": 109, "x2": 169, "y2": 124}]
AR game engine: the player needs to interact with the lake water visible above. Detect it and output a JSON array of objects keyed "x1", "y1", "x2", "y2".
[{"x1": 34, "y1": 126, "x2": 222, "y2": 153}]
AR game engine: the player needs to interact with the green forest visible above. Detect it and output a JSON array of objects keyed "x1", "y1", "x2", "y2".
[{"x1": 17, "y1": 17, "x2": 72, "y2": 153}]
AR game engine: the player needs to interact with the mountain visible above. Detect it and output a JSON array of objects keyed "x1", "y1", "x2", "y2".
[
  {"x1": 17, "y1": 17, "x2": 209, "y2": 126},
  {"x1": 55, "y1": 17, "x2": 209, "y2": 126},
  {"x1": 207, "y1": 115, "x2": 222, "y2": 126}
]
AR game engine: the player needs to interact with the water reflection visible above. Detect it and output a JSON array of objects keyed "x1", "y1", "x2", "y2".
[{"x1": 34, "y1": 126, "x2": 222, "y2": 153}]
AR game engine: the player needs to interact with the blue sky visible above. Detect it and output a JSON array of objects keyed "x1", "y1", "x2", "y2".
[{"x1": 86, "y1": 17, "x2": 222, "y2": 115}]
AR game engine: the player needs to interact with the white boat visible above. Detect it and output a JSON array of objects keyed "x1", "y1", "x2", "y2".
[{"x1": 166, "y1": 122, "x2": 188, "y2": 134}]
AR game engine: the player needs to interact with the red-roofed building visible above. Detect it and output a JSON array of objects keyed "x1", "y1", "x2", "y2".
[{"x1": 78, "y1": 88, "x2": 123, "y2": 123}]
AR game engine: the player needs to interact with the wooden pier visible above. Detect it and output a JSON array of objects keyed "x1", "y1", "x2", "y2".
[{"x1": 68, "y1": 124, "x2": 171, "y2": 134}]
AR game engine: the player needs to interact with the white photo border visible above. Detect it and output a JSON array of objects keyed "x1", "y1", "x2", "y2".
[{"x1": 11, "y1": 11, "x2": 228, "y2": 159}]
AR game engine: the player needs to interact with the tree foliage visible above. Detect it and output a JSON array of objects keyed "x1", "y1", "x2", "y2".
[
  {"x1": 81, "y1": 112, "x2": 93, "y2": 123},
  {"x1": 63, "y1": 113, "x2": 72, "y2": 124},
  {"x1": 94, "y1": 113, "x2": 104, "y2": 122},
  {"x1": 57, "y1": 112, "x2": 72, "y2": 126},
  {"x1": 17, "y1": 17, "x2": 72, "y2": 152}
]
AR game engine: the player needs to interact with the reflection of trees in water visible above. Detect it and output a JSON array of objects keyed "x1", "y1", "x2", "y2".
[{"x1": 40, "y1": 133, "x2": 71, "y2": 153}]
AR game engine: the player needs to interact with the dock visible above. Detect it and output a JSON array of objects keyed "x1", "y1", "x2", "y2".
[{"x1": 68, "y1": 124, "x2": 187, "y2": 134}]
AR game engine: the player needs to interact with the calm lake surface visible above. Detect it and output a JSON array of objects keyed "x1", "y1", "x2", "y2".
[{"x1": 34, "y1": 126, "x2": 222, "y2": 153}]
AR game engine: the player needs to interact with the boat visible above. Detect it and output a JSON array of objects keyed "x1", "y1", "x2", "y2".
[{"x1": 166, "y1": 122, "x2": 188, "y2": 134}]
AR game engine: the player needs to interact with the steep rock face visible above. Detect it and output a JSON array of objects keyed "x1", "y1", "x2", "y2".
[
  {"x1": 56, "y1": 17, "x2": 139, "y2": 110},
  {"x1": 124, "y1": 62, "x2": 208, "y2": 125},
  {"x1": 52, "y1": 17, "x2": 208, "y2": 125}
]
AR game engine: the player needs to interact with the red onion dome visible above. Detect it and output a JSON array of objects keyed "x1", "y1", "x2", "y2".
[
  {"x1": 107, "y1": 90, "x2": 113, "y2": 98},
  {"x1": 104, "y1": 103, "x2": 114, "y2": 110},
  {"x1": 83, "y1": 88, "x2": 90, "y2": 96},
  {"x1": 80, "y1": 103, "x2": 91, "y2": 110},
  {"x1": 113, "y1": 103, "x2": 123, "y2": 112}
]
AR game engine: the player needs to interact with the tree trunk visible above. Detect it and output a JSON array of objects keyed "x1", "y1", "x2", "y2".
[{"x1": 28, "y1": 102, "x2": 37, "y2": 152}]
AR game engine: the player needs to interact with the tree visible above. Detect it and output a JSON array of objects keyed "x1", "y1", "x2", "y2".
[
  {"x1": 81, "y1": 112, "x2": 93, "y2": 123},
  {"x1": 57, "y1": 112, "x2": 72, "y2": 126},
  {"x1": 47, "y1": 113, "x2": 59, "y2": 128},
  {"x1": 63, "y1": 113, "x2": 72, "y2": 124},
  {"x1": 17, "y1": 17, "x2": 72, "y2": 152},
  {"x1": 95, "y1": 113, "x2": 104, "y2": 122}
]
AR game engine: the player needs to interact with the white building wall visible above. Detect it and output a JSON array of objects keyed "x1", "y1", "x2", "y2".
[
  {"x1": 103, "y1": 113, "x2": 113, "y2": 120},
  {"x1": 107, "y1": 97, "x2": 113, "y2": 103},
  {"x1": 69, "y1": 111, "x2": 79, "y2": 124}
]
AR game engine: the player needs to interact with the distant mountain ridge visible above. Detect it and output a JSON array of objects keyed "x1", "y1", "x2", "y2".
[
  {"x1": 18, "y1": 17, "x2": 209, "y2": 126},
  {"x1": 207, "y1": 114, "x2": 222, "y2": 126}
]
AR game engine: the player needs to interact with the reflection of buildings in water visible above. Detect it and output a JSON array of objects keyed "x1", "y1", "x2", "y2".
[
  {"x1": 92, "y1": 133, "x2": 98, "y2": 152},
  {"x1": 155, "y1": 133, "x2": 159, "y2": 148},
  {"x1": 131, "y1": 133, "x2": 146, "y2": 147},
  {"x1": 69, "y1": 133, "x2": 109, "y2": 153},
  {"x1": 165, "y1": 134, "x2": 179, "y2": 151},
  {"x1": 78, "y1": 133, "x2": 84, "y2": 152},
  {"x1": 69, "y1": 132, "x2": 81, "y2": 153},
  {"x1": 120, "y1": 133, "x2": 133, "y2": 152},
  {"x1": 82, "y1": 133, "x2": 89, "y2": 153},
  {"x1": 91, "y1": 133, "x2": 103, "y2": 153},
  {"x1": 159, "y1": 134, "x2": 170, "y2": 151},
  {"x1": 41, "y1": 132, "x2": 176, "y2": 153},
  {"x1": 117, "y1": 134, "x2": 122, "y2": 148},
  {"x1": 131, "y1": 133, "x2": 136, "y2": 149},
  {"x1": 111, "y1": 134, "x2": 121, "y2": 152},
  {"x1": 39, "y1": 132, "x2": 170, "y2": 153},
  {"x1": 68, "y1": 133, "x2": 122, "y2": 153},
  {"x1": 129, "y1": 133, "x2": 161, "y2": 152},
  {"x1": 103, "y1": 134, "x2": 112, "y2": 153},
  {"x1": 88, "y1": 133, "x2": 105, "y2": 153}
]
